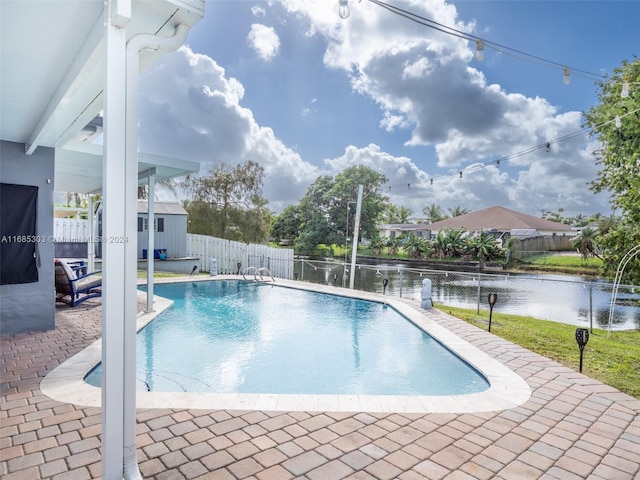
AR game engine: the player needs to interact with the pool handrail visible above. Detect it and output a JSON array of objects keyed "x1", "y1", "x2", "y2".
[{"x1": 242, "y1": 266, "x2": 275, "y2": 282}]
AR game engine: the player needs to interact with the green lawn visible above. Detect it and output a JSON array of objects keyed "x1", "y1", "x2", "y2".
[
  {"x1": 438, "y1": 305, "x2": 640, "y2": 399},
  {"x1": 520, "y1": 253, "x2": 602, "y2": 267}
]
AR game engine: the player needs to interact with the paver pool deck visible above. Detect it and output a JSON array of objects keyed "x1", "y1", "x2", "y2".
[{"x1": 1, "y1": 283, "x2": 639, "y2": 479}]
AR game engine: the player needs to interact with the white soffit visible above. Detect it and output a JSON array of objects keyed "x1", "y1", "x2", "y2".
[
  {"x1": 55, "y1": 141, "x2": 200, "y2": 194},
  {"x1": 0, "y1": 0, "x2": 204, "y2": 153}
]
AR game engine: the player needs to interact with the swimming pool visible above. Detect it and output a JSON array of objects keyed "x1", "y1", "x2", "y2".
[
  {"x1": 42, "y1": 277, "x2": 531, "y2": 413},
  {"x1": 85, "y1": 280, "x2": 489, "y2": 396}
]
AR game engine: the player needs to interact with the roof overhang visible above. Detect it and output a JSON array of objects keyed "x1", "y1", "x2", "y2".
[
  {"x1": 55, "y1": 141, "x2": 199, "y2": 194},
  {"x1": 1, "y1": 0, "x2": 205, "y2": 191}
]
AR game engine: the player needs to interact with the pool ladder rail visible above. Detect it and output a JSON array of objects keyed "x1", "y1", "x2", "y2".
[{"x1": 242, "y1": 266, "x2": 275, "y2": 282}]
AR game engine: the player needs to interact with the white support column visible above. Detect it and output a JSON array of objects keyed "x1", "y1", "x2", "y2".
[
  {"x1": 102, "y1": 1, "x2": 130, "y2": 478},
  {"x1": 349, "y1": 184, "x2": 363, "y2": 289},
  {"x1": 102, "y1": 9, "x2": 191, "y2": 477},
  {"x1": 146, "y1": 170, "x2": 156, "y2": 312}
]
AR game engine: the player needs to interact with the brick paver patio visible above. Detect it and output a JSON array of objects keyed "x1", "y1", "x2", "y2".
[{"x1": 2, "y1": 293, "x2": 639, "y2": 479}]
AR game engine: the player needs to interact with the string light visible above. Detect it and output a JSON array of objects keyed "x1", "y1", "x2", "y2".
[
  {"x1": 615, "y1": 117, "x2": 622, "y2": 128},
  {"x1": 475, "y1": 39, "x2": 484, "y2": 62},
  {"x1": 382, "y1": 107, "x2": 640, "y2": 192},
  {"x1": 338, "y1": 0, "x2": 350, "y2": 19},
  {"x1": 621, "y1": 82, "x2": 630, "y2": 98},
  {"x1": 563, "y1": 67, "x2": 571, "y2": 85},
  {"x1": 357, "y1": 0, "x2": 606, "y2": 84}
]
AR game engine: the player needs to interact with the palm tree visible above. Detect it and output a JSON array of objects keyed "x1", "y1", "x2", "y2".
[
  {"x1": 442, "y1": 228, "x2": 468, "y2": 257},
  {"x1": 397, "y1": 206, "x2": 413, "y2": 224},
  {"x1": 380, "y1": 204, "x2": 414, "y2": 224},
  {"x1": 595, "y1": 215, "x2": 618, "y2": 236},
  {"x1": 422, "y1": 204, "x2": 447, "y2": 224},
  {"x1": 404, "y1": 233, "x2": 429, "y2": 258},
  {"x1": 467, "y1": 231, "x2": 504, "y2": 269},
  {"x1": 369, "y1": 233, "x2": 385, "y2": 255},
  {"x1": 448, "y1": 206, "x2": 469, "y2": 217},
  {"x1": 385, "y1": 236, "x2": 402, "y2": 255},
  {"x1": 572, "y1": 227, "x2": 602, "y2": 260},
  {"x1": 432, "y1": 228, "x2": 467, "y2": 257}
]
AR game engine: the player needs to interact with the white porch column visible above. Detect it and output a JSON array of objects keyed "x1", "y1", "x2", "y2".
[{"x1": 102, "y1": 0, "x2": 133, "y2": 478}]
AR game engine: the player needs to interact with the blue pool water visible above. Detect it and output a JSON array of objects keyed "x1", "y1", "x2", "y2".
[{"x1": 85, "y1": 281, "x2": 489, "y2": 396}]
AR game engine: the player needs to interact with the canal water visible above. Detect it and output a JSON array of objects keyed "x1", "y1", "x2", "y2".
[{"x1": 294, "y1": 258, "x2": 640, "y2": 331}]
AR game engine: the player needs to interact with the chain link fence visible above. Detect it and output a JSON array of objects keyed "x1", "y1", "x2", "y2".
[{"x1": 293, "y1": 258, "x2": 640, "y2": 331}]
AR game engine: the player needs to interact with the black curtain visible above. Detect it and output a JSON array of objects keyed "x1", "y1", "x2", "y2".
[{"x1": 0, "y1": 183, "x2": 39, "y2": 285}]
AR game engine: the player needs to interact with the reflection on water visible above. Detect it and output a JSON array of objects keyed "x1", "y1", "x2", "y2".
[{"x1": 295, "y1": 259, "x2": 640, "y2": 331}]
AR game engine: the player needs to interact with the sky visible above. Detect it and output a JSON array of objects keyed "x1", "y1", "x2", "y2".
[{"x1": 136, "y1": 0, "x2": 639, "y2": 219}]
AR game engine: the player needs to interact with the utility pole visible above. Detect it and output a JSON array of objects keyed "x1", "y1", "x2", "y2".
[{"x1": 349, "y1": 184, "x2": 363, "y2": 289}]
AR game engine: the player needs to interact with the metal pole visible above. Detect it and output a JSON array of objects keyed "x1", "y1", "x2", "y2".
[
  {"x1": 343, "y1": 203, "x2": 349, "y2": 288},
  {"x1": 349, "y1": 185, "x2": 363, "y2": 289},
  {"x1": 589, "y1": 281, "x2": 593, "y2": 333},
  {"x1": 87, "y1": 196, "x2": 95, "y2": 272},
  {"x1": 146, "y1": 170, "x2": 155, "y2": 312},
  {"x1": 476, "y1": 274, "x2": 481, "y2": 314}
]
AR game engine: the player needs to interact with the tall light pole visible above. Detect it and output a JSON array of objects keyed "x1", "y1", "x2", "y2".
[
  {"x1": 349, "y1": 185, "x2": 364, "y2": 289},
  {"x1": 343, "y1": 201, "x2": 356, "y2": 288}
]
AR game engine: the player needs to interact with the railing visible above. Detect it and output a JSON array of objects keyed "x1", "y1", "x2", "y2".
[
  {"x1": 242, "y1": 266, "x2": 275, "y2": 282},
  {"x1": 292, "y1": 258, "x2": 639, "y2": 332}
]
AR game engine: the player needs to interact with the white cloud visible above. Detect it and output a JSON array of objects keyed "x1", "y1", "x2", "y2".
[
  {"x1": 135, "y1": 2, "x2": 610, "y2": 217},
  {"x1": 251, "y1": 5, "x2": 266, "y2": 17},
  {"x1": 137, "y1": 46, "x2": 318, "y2": 212},
  {"x1": 247, "y1": 24, "x2": 280, "y2": 61},
  {"x1": 275, "y1": 0, "x2": 609, "y2": 215}
]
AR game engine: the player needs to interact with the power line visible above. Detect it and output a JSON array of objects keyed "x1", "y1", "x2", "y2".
[{"x1": 364, "y1": 0, "x2": 606, "y2": 81}]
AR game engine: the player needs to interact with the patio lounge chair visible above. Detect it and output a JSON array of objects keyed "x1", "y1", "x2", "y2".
[{"x1": 55, "y1": 260, "x2": 102, "y2": 307}]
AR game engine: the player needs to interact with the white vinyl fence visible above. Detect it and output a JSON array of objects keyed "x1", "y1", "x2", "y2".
[
  {"x1": 187, "y1": 233, "x2": 294, "y2": 279},
  {"x1": 53, "y1": 218, "x2": 90, "y2": 241}
]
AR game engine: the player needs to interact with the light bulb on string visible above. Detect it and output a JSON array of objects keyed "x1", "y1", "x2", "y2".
[
  {"x1": 615, "y1": 117, "x2": 622, "y2": 128},
  {"x1": 338, "y1": 0, "x2": 350, "y2": 19},
  {"x1": 563, "y1": 67, "x2": 571, "y2": 85},
  {"x1": 621, "y1": 83, "x2": 630, "y2": 98},
  {"x1": 475, "y1": 39, "x2": 484, "y2": 62}
]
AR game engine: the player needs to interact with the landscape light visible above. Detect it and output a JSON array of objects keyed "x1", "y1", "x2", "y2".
[
  {"x1": 487, "y1": 293, "x2": 497, "y2": 332},
  {"x1": 575, "y1": 328, "x2": 589, "y2": 373},
  {"x1": 339, "y1": 0, "x2": 350, "y2": 19}
]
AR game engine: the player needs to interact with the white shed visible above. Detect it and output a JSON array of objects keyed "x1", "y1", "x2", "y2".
[{"x1": 137, "y1": 201, "x2": 188, "y2": 259}]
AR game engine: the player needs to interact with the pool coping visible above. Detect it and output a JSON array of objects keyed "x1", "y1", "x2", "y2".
[{"x1": 41, "y1": 276, "x2": 531, "y2": 413}]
